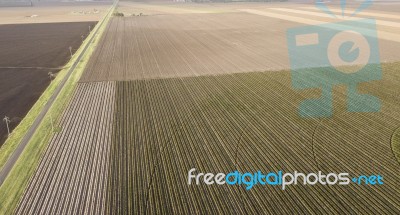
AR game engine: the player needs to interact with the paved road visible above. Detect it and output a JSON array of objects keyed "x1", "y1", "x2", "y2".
[{"x1": 0, "y1": 1, "x2": 117, "y2": 187}]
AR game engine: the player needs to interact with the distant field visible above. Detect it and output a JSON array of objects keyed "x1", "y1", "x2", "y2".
[
  {"x1": 80, "y1": 14, "x2": 295, "y2": 81},
  {"x1": 0, "y1": 0, "x2": 31, "y2": 7},
  {"x1": 0, "y1": 22, "x2": 96, "y2": 146},
  {"x1": 0, "y1": 2, "x2": 110, "y2": 24},
  {"x1": 81, "y1": 4, "x2": 400, "y2": 82}
]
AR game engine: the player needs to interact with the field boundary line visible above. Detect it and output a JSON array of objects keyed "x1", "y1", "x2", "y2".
[{"x1": 0, "y1": 66, "x2": 65, "y2": 70}]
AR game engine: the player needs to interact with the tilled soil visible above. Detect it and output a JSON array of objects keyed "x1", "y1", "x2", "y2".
[{"x1": 0, "y1": 21, "x2": 96, "y2": 146}]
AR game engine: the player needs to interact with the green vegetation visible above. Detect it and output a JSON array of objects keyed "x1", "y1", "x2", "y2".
[
  {"x1": 106, "y1": 63, "x2": 400, "y2": 213},
  {"x1": 0, "y1": 6, "x2": 114, "y2": 214},
  {"x1": 113, "y1": 11, "x2": 124, "y2": 17}
]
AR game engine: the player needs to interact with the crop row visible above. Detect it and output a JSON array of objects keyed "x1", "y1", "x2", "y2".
[
  {"x1": 14, "y1": 11, "x2": 400, "y2": 214},
  {"x1": 80, "y1": 13, "x2": 294, "y2": 82},
  {"x1": 15, "y1": 82, "x2": 115, "y2": 215},
  {"x1": 106, "y1": 64, "x2": 400, "y2": 214},
  {"x1": 15, "y1": 65, "x2": 400, "y2": 214}
]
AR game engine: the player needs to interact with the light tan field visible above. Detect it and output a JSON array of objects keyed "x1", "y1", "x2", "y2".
[
  {"x1": 80, "y1": 12, "x2": 295, "y2": 81},
  {"x1": 81, "y1": 2, "x2": 400, "y2": 82},
  {"x1": 117, "y1": 1, "x2": 400, "y2": 16},
  {"x1": 117, "y1": 1, "x2": 236, "y2": 15},
  {"x1": 0, "y1": 3, "x2": 111, "y2": 24}
]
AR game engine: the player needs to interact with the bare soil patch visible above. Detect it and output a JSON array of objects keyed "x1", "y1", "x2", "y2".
[
  {"x1": 0, "y1": 22, "x2": 96, "y2": 146},
  {"x1": 80, "y1": 6, "x2": 400, "y2": 82}
]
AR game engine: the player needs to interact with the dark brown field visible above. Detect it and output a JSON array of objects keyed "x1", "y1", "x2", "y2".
[{"x1": 0, "y1": 21, "x2": 96, "y2": 146}]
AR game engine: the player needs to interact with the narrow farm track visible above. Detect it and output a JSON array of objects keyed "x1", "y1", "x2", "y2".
[{"x1": 15, "y1": 82, "x2": 116, "y2": 215}]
